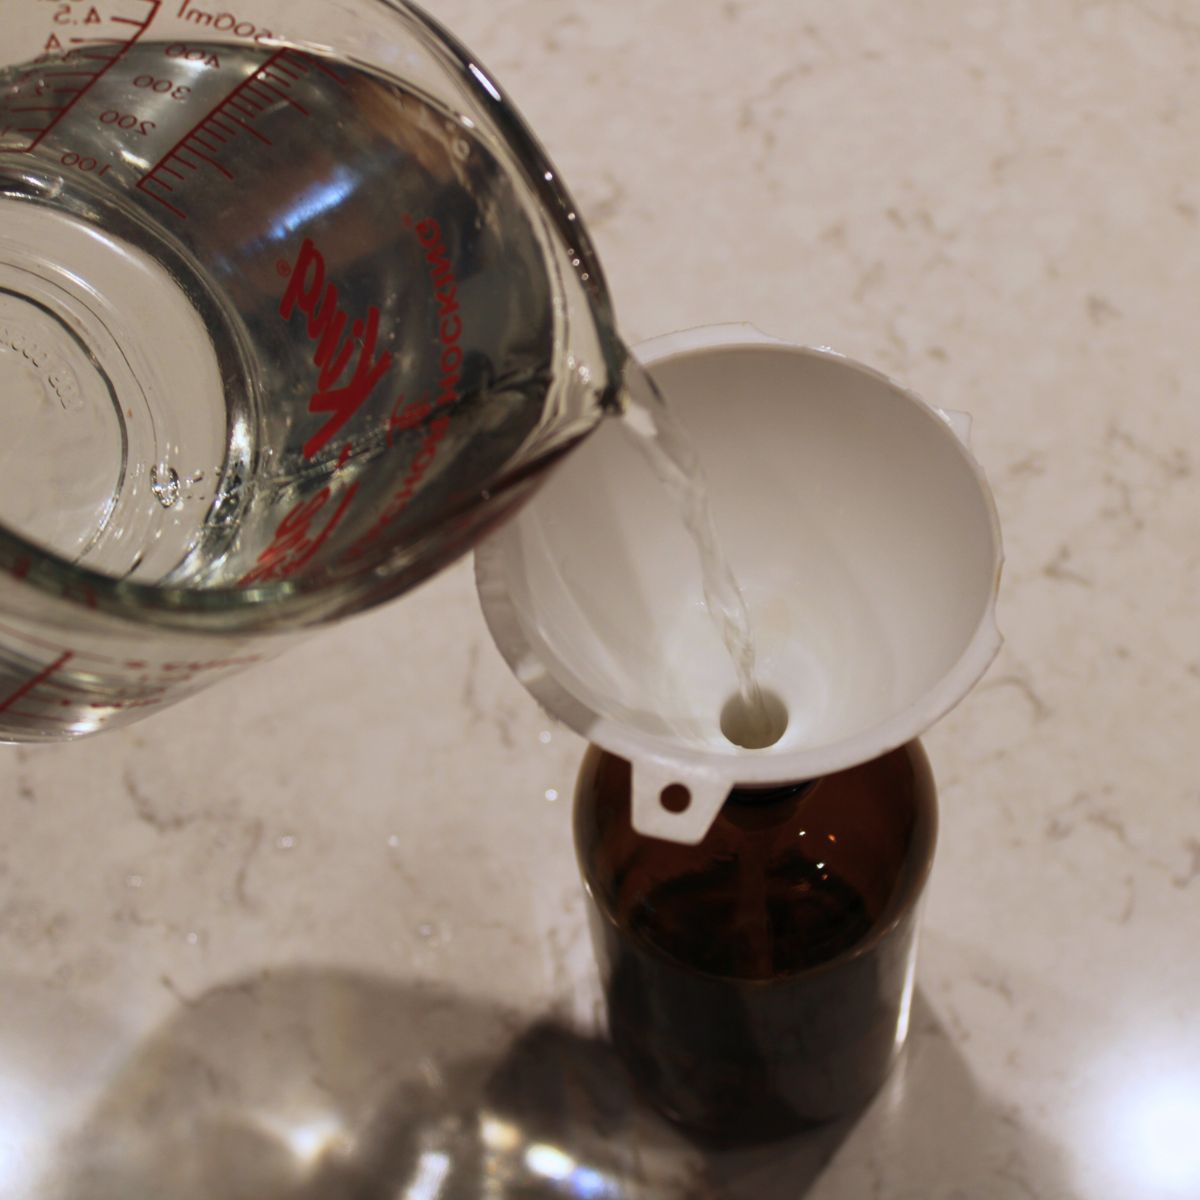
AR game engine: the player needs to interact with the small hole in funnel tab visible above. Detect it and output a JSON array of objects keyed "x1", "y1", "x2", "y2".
[
  {"x1": 660, "y1": 784, "x2": 691, "y2": 813},
  {"x1": 721, "y1": 689, "x2": 789, "y2": 750}
]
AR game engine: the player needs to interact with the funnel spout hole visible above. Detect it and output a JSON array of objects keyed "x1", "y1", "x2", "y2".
[{"x1": 720, "y1": 689, "x2": 789, "y2": 750}]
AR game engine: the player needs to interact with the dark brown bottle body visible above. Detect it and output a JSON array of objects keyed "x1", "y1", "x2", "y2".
[{"x1": 574, "y1": 741, "x2": 937, "y2": 1144}]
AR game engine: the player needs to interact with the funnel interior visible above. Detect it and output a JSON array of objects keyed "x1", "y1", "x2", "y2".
[{"x1": 490, "y1": 343, "x2": 999, "y2": 770}]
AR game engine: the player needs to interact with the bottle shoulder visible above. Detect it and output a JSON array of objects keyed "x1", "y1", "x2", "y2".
[{"x1": 574, "y1": 741, "x2": 936, "y2": 980}]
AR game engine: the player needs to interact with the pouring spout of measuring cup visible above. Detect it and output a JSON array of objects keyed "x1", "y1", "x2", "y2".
[{"x1": 0, "y1": 1, "x2": 625, "y2": 741}]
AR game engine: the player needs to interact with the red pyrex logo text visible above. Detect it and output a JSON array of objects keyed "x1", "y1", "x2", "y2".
[
  {"x1": 278, "y1": 237, "x2": 393, "y2": 461},
  {"x1": 241, "y1": 225, "x2": 464, "y2": 584}
]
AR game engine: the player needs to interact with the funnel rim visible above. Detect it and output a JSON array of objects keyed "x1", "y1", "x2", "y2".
[{"x1": 473, "y1": 327, "x2": 1004, "y2": 807}]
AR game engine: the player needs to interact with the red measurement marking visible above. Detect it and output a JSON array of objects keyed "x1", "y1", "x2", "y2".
[
  {"x1": 35, "y1": 678, "x2": 95, "y2": 696},
  {"x1": 176, "y1": 142, "x2": 233, "y2": 178},
  {"x1": 0, "y1": 651, "x2": 74, "y2": 714},
  {"x1": 243, "y1": 79, "x2": 307, "y2": 113},
  {"x1": 199, "y1": 122, "x2": 233, "y2": 144},
  {"x1": 305, "y1": 57, "x2": 347, "y2": 84},
  {"x1": 0, "y1": 619, "x2": 123, "y2": 666},
  {"x1": 9, "y1": 689, "x2": 95, "y2": 709},
  {"x1": 0, "y1": 0, "x2": 159, "y2": 153},
  {"x1": 136, "y1": 48, "x2": 337, "y2": 219}
]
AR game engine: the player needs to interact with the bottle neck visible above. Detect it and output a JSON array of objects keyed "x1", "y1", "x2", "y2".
[{"x1": 726, "y1": 778, "x2": 819, "y2": 806}]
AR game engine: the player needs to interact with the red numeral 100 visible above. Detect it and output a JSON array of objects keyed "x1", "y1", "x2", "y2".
[{"x1": 60, "y1": 151, "x2": 110, "y2": 175}]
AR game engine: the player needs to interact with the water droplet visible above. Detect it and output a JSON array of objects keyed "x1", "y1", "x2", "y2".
[
  {"x1": 185, "y1": 930, "x2": 200, "y2": 946},
  {"x1": 276, "y1": 833, "x2": 297, "y2": 850},
  {"x1": 418, "y1": 1056, "x2": 444, "y2": 1088},
  {"x1": 538, "y1": 730, "x2": 552, "y2": 745},
  {"x1": 125, "y1": 873, "x2": 144, "y2": 889},
  {"x1": 150, "y1": 464, "x2": 181, "y2": 508},
  {"x1": 387, "y1": 834, "x2": 401, "y2": 848},
  {"x1": 545, "y1": 788, "x2": 559, "y2": 802}
]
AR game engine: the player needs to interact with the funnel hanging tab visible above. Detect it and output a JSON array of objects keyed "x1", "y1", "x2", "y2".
[{"x1": 629, "y1": 760, "x2": 733, "y2": 845}]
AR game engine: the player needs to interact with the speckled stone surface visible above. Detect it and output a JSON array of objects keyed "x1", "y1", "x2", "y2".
[{"x1": 2, "y1": 2, "x2": 1199, "y2": 1198}]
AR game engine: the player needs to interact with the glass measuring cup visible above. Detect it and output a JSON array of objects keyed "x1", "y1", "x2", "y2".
[{"x1": 0, "y1": 0, "x2": 624, "y2": 740}]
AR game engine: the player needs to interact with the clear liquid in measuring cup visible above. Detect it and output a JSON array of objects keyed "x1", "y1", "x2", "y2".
[
  {"x1": 0, "y1": 38, "x2": 601, "y2": 738},
  {"x1": 0, "y1": 41, "x2": 567, "y2": 591},
  {"x1": 0, "y1": 39, "x2": 774, "y2": 745}
]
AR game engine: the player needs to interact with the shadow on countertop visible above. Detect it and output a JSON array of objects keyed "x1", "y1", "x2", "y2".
[
  {"x1": 38, "y1": 970, "x2": 1079, "y2": 1199},
  {"x1": 704, "y1": 990, "x2": 1082, "y2": 1199},
  {"x1": 41, "y1": 966, "x2": 707, "y2": 1199}
]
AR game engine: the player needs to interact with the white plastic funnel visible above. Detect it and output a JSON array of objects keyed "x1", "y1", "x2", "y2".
[{"x1": 475, "y1": 325, "x2": 1003, "y2": 844}]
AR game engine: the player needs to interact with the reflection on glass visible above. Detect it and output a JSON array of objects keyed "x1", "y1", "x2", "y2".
[
  {"x1": 405, "y1": 1149, "x2": 452, "y2": 1200},
  {"x1": 525, "y1": 1142, "x2": 575, "y2": 1181},
  {"x1": 269, "y1": 165, "x2": 358, "y2": 240},
  {"x1": 270, "y1": 1111, "x2": 349, "y2": 1164},
  {"x1": 1121, "y1": 1073, "x2": 1200, "y2": 1195},
  {"x1": 480, "y1": 1114, "x2": 522, "y2": 1153},
  {"x1": 483, "y1": 1113, "x2": 627, "y2": 1197}
]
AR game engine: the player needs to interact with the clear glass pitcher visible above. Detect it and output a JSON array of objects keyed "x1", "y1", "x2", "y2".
[{"x1": 0, "y1": 0, "x2": 625, "y2": 740}]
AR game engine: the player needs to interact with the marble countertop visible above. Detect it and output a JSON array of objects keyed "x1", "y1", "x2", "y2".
[{"x1": 3, "y1": 2, "x2": 1199, "y2": 1197}]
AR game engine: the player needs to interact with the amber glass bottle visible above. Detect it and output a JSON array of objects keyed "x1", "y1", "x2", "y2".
[{"x1": 574, "y1": 741, "x2": 937, "y2": 1144}]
